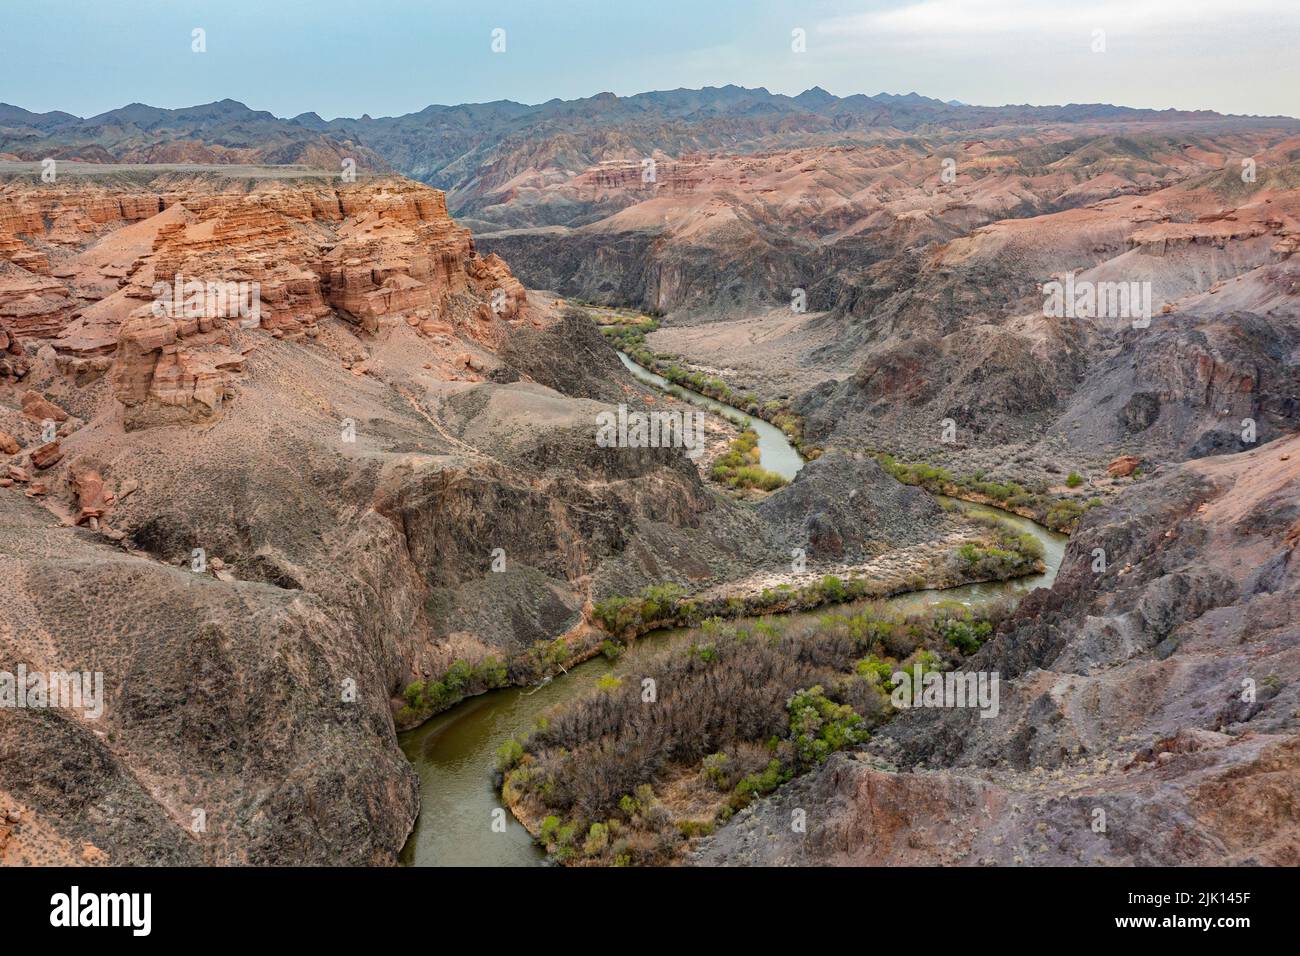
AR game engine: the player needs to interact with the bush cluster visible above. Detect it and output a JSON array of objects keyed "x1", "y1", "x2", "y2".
[
  {"x1": 954, "y1": 514, "x2": 1045, "y2": 579},
  {"x1": 710, "y1": 427, "x2": 788, "y2": 491},
  {"x1": 876, "y1": 453, "x2": 1102, "y2": 532},
  {"x1": 399, "y1": 656, "x2": 510, "y2": 723},
  {"x1": 506, "y1": 602, "x2": 1008, "y2": 864}
]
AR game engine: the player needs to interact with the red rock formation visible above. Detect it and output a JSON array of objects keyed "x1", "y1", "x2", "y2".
[
  {"x1": 1107, "y1": 455, "x2": 1141, "y2": 477},
  {"x1": 322, "y1": 183, "x2": 525, "y2": 338},
  {"x1": 21, "y1": 389, "x2": 68, "y2": 423},
  {"x1": 29, "y1": 440, "x2": 62, "y2": 469},
  {"x1": 0, "y1": 317, "x2": 29, "y2": 380},
  {"x1": 0, "y1": 174, "x2": 531, "y2": 430},
  {"x1": 0, "y1": 176, "x2": 527, "y2": 353},
  {"x1": 110, "y1": 307, "x2": 236, "y2": 430},
  {"x1": 69, "y1": 462, "x2": 109, "y2": 525},
  {"x1": 0, "y1": 263, "x2": 78, "y2": 339}
]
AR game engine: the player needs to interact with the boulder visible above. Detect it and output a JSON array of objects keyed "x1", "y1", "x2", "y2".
[
  {"x1": 1107, "y1": 455, "x2": 1141, "y2": 478},
  {"x1": 71, "y1": 464, "x2": 109, "y2": 525},
  {"x1": 30, "y1": 440, "x2": 63, "y2": 470},
  {"x1": 0, "y1": 318, "x2": 30, "y2": 380},
  {"x1": 21, "y1": 390, "x2": 69, "y2": 423}
]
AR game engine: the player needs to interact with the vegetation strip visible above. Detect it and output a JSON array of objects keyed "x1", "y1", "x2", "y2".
[
  {"x1": 874, "y1": 454, "x2": 1105, "y2": 533},
  {"x1": 585, "y1": 306, "x2": 1108, "y2": 530},
  {"x1": 710, "y1": 426, "x2": 788, "y2": 491},
  {"x1": 592, "y1": 514, "x2": 1044, "y2": 640}
]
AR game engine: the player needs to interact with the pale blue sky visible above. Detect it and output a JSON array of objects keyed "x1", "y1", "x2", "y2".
[{"x1": 3, "y1": 0, "x2": 1297, "y2": 119}]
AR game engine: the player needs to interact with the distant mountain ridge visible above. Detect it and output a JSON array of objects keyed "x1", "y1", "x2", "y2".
[
  {"x1": 0, "y1": 97, "x2": 389, "y2": 169},
  {"x1": 3, "y1": 87, "x2": 1293, "y2": 189}
]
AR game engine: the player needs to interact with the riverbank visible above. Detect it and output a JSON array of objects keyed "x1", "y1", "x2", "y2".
[
  {"x1": 871, "y1": 453, "x2": 1134, "y2": 534},
  {"x1": 393, "y1": 615, "x2": 608, "y2": 731},
  {"x1": 615, "y1": 351, "x2": 804, "y2": 482},
  {"x1": 591, "y1": 513, "x2": 1045, "y2": 640},
  {"x1": 394, "y1": 509, "x2": 1040, "y2": 731},
  {"x1": 690, "y1": 525, "x2": 1036, "y2": 607},
  {"x1": 583, "y1": 302, "x2": 1110, "y2": 532}
]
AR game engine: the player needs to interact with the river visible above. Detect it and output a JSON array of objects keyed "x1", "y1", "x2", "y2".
[
  {"x1": 399, "y1": 352, "x2": 1068, "y2": 866},
  {"x1": 616, "y1": 351, "x2": 804, "y2": 481}
]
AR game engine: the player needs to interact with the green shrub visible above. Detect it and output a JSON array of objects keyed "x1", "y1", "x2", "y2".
[
  {"x1": 555, "y1": 823, "x2": 578, "y2": 852},
  {"x1": 733, "y1": 759, "x2": 791, "y2": 806},
  {"x1": 641, "y1": 583, "x2": 686, "y2": 621},
  {"x1": 402, "y1": 654, "x2": 510, "y2": 717},
  {"x1": 403, "y1": 681, "x2": 426, "y2": 708},
  {"x1": 594, "y1": 583, "x2": 687, "y2": 635},
  {"x1": 939, "y1": 614, "x2": 994, "y2": 654},
  {"x1": 690, "y1": 643, "x2": 719, "y2": 663},
  {"x1": 496, "y1": 737, "x2": 525, "y2": 773},
  {"x1": 1044, "y1": 498, "x2": 1086, "y2": 531},
  {"x1": 817, "y1": 575, "x2": 848, "y2": 602},
  {"x1": 711, "y1": 428, "x2": 788, "y2": 491},
  {"x1": 676, "y1": 819, "x2": 714, "y2": 838},
  {"x1": 701, "y1": 752, "x2": 731, "y2": 789},
  {"x1": 787, "y1": 685, "x2": 868, "y2": 767},
  {"x1": 855, "y1": 654, "x2": 895, "y2": 687},
  {"x1": 583, "y1": 822, "x2": 610, "y2": 856},
  {"x1": 476, "y1": 656, "x2": 508, "y2": 688},
  {"x1": 443, "y1": 659, "x2": 474, "y2": 693},
  {"x1": 592, "y1": 596, "x2": 636, "y2": 633},
  {"x1": 957, "y1": 517, "x2": 1045, "y2": 578}
]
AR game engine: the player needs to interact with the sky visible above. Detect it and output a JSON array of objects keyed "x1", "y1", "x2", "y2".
[{"x1": 2, "y1": 0, "x2": 1298, "y2": 119}]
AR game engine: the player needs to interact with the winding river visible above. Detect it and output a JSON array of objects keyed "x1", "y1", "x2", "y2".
[
  {"x1": 616, "y1": 351, "x2": 804, "y2": 481},
  {"x1": 399, "y1": 352, "x2": 1067, "y2": 866}
]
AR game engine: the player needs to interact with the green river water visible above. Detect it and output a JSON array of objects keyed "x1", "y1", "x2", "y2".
[{"x1": 399, "y1": 353, "x2": 1068, "y2": 866}]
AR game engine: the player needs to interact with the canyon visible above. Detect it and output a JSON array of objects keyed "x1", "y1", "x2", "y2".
[
  {"x1": 0, "y1": 85, "x2": 1298, "y2": 867},
  {"x1": 0, "y1": 166, "x2": 1005, "y2": 864}
]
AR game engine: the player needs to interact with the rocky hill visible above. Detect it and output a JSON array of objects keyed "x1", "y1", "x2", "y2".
[{"x1": 789, "y1": 146, "x2": 1300, "y2": 466}]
